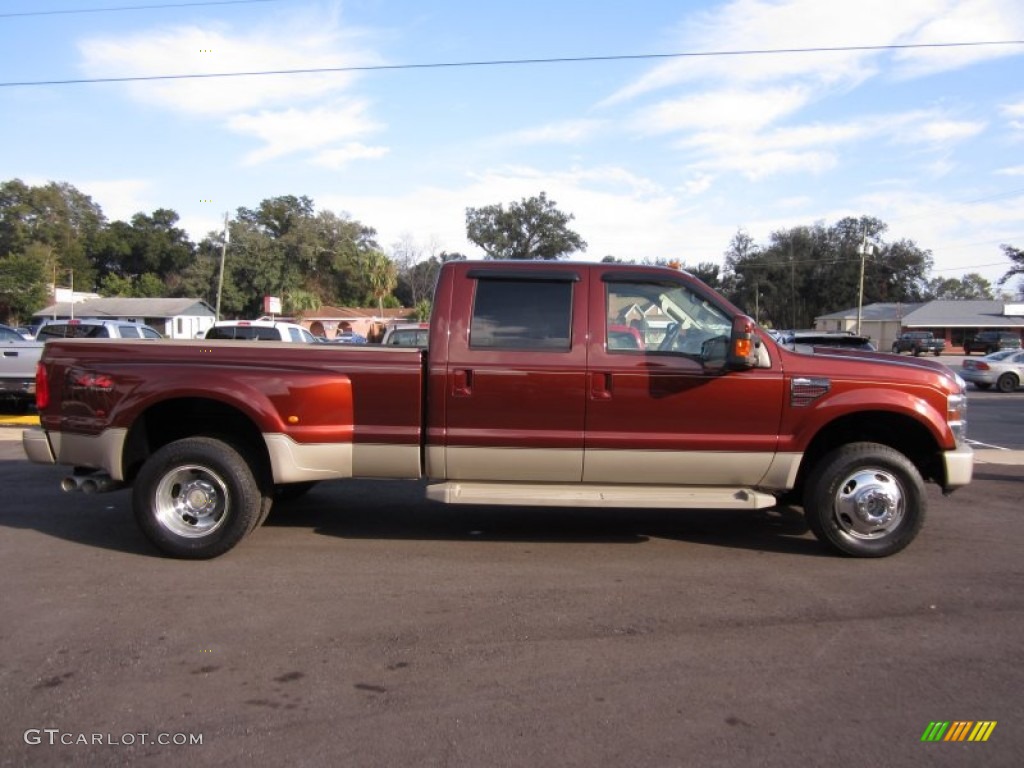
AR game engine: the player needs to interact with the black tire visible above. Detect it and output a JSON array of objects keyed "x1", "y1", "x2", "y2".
[
  {"x1": 803, "y1": 442, "x2": 926, "y2": 558},
  {"x1": 933, "y1": 350, "x2": 941, "y2": 356},
  {"x1": 133, "y1": 437, "x2": 262, "y2": 559},
  {"x1": 997, "y1": 373, "x2": 1018, "y2": 393},
  {"x1": 912, "y1": 347, "x2": 921, "y2": 356},
  {"x1": 973, "y1": 382, "x2": 991, "y2": 390},
  {"x1": 891, "y1": 344, "x2": 899, "y2": 354}
]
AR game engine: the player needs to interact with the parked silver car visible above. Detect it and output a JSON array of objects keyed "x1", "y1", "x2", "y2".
[
  {"x1": 960, "y1": 350, "x2": 1024, "y2": 392},
  {"x1": 0, "y1": 323, "x2": 43, "y2": 409}
]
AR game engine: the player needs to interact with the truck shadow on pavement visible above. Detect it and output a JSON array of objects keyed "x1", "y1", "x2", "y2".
[
  {"x1": 268, "y1": 480, "x2": 827, "y2": 558},
  {"x1": 3, "y1": 465, "x2": 824, "y2": 558}
]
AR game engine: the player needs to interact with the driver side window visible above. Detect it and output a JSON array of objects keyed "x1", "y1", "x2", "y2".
[{"x1": 604, "y1": 278, "x2": 731, "y2": 358}]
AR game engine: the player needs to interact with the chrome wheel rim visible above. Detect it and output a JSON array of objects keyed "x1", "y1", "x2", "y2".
[
  {"x1": 153, "y1": 464, "x2": 229, "y2": 538},
  {"x1": 833, "y1": 468, "x2": 904, "y2": 540}
]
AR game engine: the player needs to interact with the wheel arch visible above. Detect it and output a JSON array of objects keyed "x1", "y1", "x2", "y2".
[
  {"x1": 122, "y1": 397, "x2": 272, "y2": 490},
  {"x1": 792, "y1": 411, "x2": 943, "y2": 499}
]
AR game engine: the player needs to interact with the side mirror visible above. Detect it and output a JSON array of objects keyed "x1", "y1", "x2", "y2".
[{"x1": 726, "y1": 315, "x2": 760, "y2": 370}]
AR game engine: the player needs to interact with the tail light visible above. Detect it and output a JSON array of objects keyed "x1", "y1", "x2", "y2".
[
  {"x1": 35, "y1": 363, "x2": 49, "y2": 410},
  {"x1": 974, "y1": 362, "x2": 990, "y2": 371}
]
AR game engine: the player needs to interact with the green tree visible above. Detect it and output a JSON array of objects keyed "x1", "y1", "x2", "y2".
[
  {"x1": 465, "y1": 192, "x2": 587, "y2": 260},
  {"x1": 723, "y1": 218, "x2": 932, "y2": 329},
  {"x1": 923, "y1": 273, "x2": 994, "y2": 300},
  {"x1": 0, "y1": 245, "x2": 49, "y2": 324},
  {"x1": 0, "y1": 178, "x2": 104, "y2": 290},
  {"x1": 365, "y1": 251, "x2": 397, "y2": 316},
  {"x1": 998, "y1": 244, "x2": 1023, "y2": 294}
]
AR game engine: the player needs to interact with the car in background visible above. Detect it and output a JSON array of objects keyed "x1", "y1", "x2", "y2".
[
  {"x1": 36, "y1": 319, "x2": 163, "y2": 340},
  {"x1": 962, "y1": 330, "x2": 1022, "y2": 355},
  {"x1": 891, "y1": 331, "x2": 944, "y2": 356},
  {"x1": 329, "y1": 331, "x2": 368, "y2": 345},
  {"x1": 960, "y1": 349, "x2": 1024, "y2": 392},
  {"x1": 205, "y1": 320, "x2": 317, "y2": 343},
  {"x1": 778, "y1": 330, "x2": 876, "y2": 352},
  {"x1": 0, "y1": 323, "x2": 44, "y2": 409},
  {"x1": 382, "y1": 323, "x2": 429, "y2": 348}
]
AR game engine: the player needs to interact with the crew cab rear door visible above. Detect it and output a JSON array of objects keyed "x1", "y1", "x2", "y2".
[
  {"x1": 584, "y1": 268, "x2": 784, "y2": 485},
  {"x1": 438, "y1": 265, "x2": 589, "y2": 481}
]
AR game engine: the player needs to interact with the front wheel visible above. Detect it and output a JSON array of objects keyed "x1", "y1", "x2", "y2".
[
  {"x1": 803, "y1": 443, "x2": 926, "y2": 557},
  {"x1": 133, "y1": 437, "x2": 263, "y2": 558},
  {"x1": 997, "y1": 373, "x2": 1018, "y2": 393}
]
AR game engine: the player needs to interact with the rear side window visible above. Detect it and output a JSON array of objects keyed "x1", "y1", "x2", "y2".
[
  {"x1": 119, "y1": 326, "x2": 141, "y2": 338},
  {"x1": 470, "y1": 278, "x2": 572, "y2": 351}
]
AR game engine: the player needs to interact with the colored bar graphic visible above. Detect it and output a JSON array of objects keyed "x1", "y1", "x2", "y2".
[
  {"x1": 945, "y1": 721, "x2": 972, "y2": 741},
  {"x1": 968, "y1": 722, "x2": 997, "y2": 742},
  {"x1": 921, "y1": 721, "x2": 996, "y2": 742}
]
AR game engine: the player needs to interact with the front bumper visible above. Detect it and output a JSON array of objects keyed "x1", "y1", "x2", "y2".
[{"x1": 942, "y1": 444, "x2": 974, "y2": 490}]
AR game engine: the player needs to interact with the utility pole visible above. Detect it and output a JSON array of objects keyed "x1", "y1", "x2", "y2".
[
  {"x1": 856, "y1": 225, "x2": 874, "y2": 335},
  {"x1": 215, "y1": 212, "x2": 229, "y2": 321}
]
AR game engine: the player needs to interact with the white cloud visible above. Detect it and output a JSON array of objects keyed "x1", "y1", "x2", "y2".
[
  {"x1": 78, "y1": 21, "x2": 378, "y2": 117},
  {"x1": 632, "y1": 86, "x2": 811, "y2": 134},
  {"x1": 493, "y1": 119, "x2": 605, "y2": 145},
  {"x1": 995, "y1": 164, "x2": 1024, "y2": 175},
  {"x1": 313, "y1": 143, "x2": 391, "y2": 169},
  {"x1": 891, "y1": 0, "x2": 1024, "y2": 79},
  {"x1": 74, "y1": 178, "x2": 153, "y2": 221},
  {"x1": 227, "y1": 102, "x2": 383, "y2": 165},
  {"x1": 900, "y1": 119, "x2": 987, "y2": 144},
  {"x1": 320, "y1": 165, "x2": 721, "y2": 263},
  {"x1": 77, "y1": 12, "x2": 386, "y2": 166}
]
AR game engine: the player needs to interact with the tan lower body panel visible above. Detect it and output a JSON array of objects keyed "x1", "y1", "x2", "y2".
[
  {"x1": 443, "y1": 446, "x2": 584, "y2": 482},
  {"x1": 49, "y1": 428, "x2": 128, "y2": 480},
  {"x1": 584, "y1": 448, "x2": 777, "y2": 486},
  {"x1": 426, "y1": 481, "x2": 777, "y2": 509},
  {"x1": 265, "y1": 435, "x2": 420, "y2": 484}
]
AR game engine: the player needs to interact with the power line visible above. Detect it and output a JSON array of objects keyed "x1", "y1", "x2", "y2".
[
  {"x1": 1, "y1": 39, "x2": 1022, "y2": 88},
  {"x1": 0, "y1": 0, "x2": 284, "y2": 18}
]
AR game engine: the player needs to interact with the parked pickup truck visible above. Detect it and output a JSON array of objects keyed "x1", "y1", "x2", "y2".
[
  {"x1": 891, "y1": 331, "x2": 945, "y2": 356},
  {"x1": 0, "y1": 323, "x2": 43, "y2": 409},
  {"x1": 23, "y1": 261, "x2": 973, "y2": 560}
]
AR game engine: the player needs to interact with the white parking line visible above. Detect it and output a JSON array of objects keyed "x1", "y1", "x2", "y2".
[{"x1": 967, "y1": 439, "x2": 1010, "y2": 451}]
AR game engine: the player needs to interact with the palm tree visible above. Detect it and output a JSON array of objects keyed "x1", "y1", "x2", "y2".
[{"x1": 365, "y1": 251, "x2": 397, "y2": 316}]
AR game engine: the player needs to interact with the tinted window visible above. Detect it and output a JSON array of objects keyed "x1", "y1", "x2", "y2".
[
  {"x1": 0, "y1": 326, "x2": 22, "y2": 341},
  {"x1": 142, "y1": 327, "x2": 162, "y2": 339},
  {"x1": 388, "y1": 329, "x2": 429, "y2": 347},
  {"x1": 119, "y1": 326, "x2": 141, "y2": 338},
  {"x1": 470, "y1": 279, "x2": 572, "y2": 351},
  {"x1": 605, "y1": 280, "x2": 731, "y2": 356}
]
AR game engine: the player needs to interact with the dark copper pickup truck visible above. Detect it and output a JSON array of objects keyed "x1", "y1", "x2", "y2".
[{"x1": 23, "y1": 261, "x2": 973, "y2": 559}]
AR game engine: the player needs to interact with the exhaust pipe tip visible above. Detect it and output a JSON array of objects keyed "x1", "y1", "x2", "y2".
[{"x1": 61, "y1": 476, "x2": 84, "y2": 493}]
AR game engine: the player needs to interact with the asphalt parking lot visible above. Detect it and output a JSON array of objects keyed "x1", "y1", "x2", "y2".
[{"x1": 0, "y1": 425, "x2": 1021, "y2": 767}]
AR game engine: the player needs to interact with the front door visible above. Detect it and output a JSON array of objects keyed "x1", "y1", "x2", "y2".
[{"x1": 584, "y1": 269, "x2": 784, "y2": 486}]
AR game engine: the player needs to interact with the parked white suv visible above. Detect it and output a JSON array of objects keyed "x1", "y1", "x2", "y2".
[
  {"x1": 36, "y1": 319, "x2": 163, "y2": 340},
  {"x1": 204, "y1": 320, "x2": 317, "y2": 343}
]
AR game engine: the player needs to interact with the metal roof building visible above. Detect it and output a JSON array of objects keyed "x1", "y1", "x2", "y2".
[
  {"x1": 816, "y1": 300, "x2": 1024, "y2": 351},
  {"x1": 33, "y1": 298, "x2": 216, "y2": 339}
]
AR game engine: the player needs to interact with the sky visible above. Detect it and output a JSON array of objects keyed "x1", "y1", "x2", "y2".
[{"x1": 1, "y1": 0, "x2": 1023, "y2": 299}]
